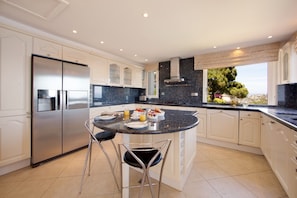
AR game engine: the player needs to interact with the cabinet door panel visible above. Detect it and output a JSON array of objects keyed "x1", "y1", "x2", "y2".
[
  {"x1": 207, "y1": 110, "x2": 239, "y2": 143},
  {"x1": 88, "y1": 55, "x2": 109, "y2": 85},
  {"x1": 33, "y1": 38, "x2": 62, "y2": 59},
  {"x1": 0, "y1": 27, "x2": 32, "y2": 116},
  {"x1": 239, "y1": 117, "x2": 260, "y2": 147},
  {"x1": 0, "y1": 116, "x2": 30, "y2": 166}
]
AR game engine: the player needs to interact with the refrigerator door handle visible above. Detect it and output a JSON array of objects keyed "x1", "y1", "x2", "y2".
[
  {"x1": 64, "y1": 90, "x2": 68, "y2": 110},
  {"x1": 57, "y1": 90, "x2": 62, "y2": 110}
]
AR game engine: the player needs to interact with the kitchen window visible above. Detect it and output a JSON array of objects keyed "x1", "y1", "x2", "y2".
[{"x1": 203, "y1": 61, "x2": 278, "y2": 106}]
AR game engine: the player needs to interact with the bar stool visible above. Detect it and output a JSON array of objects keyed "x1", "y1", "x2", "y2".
[
  {"x1": 118, "y1": 139, "x2": 172, "y2": 198},
  {"x1": 79, "y1": 118, "x2": 120, "y2": 193}
]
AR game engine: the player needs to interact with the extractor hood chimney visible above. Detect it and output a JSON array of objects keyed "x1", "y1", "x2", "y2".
[{"x1": 164, "y1": 57, "x2": 186, "y2": 84}]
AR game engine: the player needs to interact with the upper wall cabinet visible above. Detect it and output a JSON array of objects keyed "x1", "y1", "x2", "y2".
[
  {"x1": 108, "y1": 61, "x2": 143, "y2": 88},
  {"x1": 123, "y1": 66, "x2": 132, "y2": 86},
  {"x1": 0, "y1": 27, "x2": 32, "y2": 117},
  {"x1": 145, "y1": 63, "x2": 159, "y2": 98},
  {"x1": 88, "y1": 54, "x2": 109, "y2": 85},
  {"x1": 109, "y1": 62, "x2": 122, "y2": 85},
  {"x1": 33, "y1": 38, "x2": 62, "y2": 59},
  {"x1": 132, "y1": 67, "x2": 144, "y2": 88},
  {"x1": 279, "y1": 41, "x2": 297, "y2": 84},
  {"x1": 62, "y1": 46, "x2": 89, "y2": 64}
]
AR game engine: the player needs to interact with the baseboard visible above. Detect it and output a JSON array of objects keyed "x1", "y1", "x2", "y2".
[
  {"x1": 197, "y1": 137, "x2": 263, "y2": 155},
  {"x1": 0, "y1": 159, "x2": 30, "y2": 176}
]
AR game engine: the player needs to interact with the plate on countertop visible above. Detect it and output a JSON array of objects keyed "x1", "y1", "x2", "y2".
[
  {"x1": 125, "y1": 121, "x2": 148, "y2": 129},
  {"x1": 95, "y1": 115, "x2": 116, "y2": 121}
]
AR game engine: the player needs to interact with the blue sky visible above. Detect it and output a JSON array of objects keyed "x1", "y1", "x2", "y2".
[{"x1": 235, "y1": 63, "x2": 267, "y2": 95}]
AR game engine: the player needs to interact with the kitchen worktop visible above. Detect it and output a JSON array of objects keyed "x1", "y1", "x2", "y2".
[
  {"x1": 93, "y1": 109, "x2": 199, "y2": 135},
  {"x1": 135, "y1": 101, "x2": 297, "y2": 131}
]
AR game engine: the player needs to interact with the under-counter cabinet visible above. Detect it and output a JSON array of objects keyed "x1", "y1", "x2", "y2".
[
  {"x1": 261, "y1": 114, "x2": 292, "y2": 196},
  {"x1": 288, "y1": 132, "x2": 297, "y2": 198},
  {"x1": 239, "y1": 111, "x2": 261, "y2": 147},
  {"x1": 207, "y1": 109, "x2": 239, "y2": 143},
  {"x1": 33, "y1": 37, "x2": 62, "y2": 59},
  {"x1": 196, "y1": 108, "x2": 207, "y2": 138},
  {"x1": 0, "y1": 27, "x2": 32, "y2": 173},
  {"x1": 0, "y1": 116, "x2": 30, "y2": 167}
]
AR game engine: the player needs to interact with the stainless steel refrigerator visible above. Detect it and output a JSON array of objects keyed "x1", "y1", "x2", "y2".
[{"x1": 31, "y1": 55, "x2": 90, "y2": 166}]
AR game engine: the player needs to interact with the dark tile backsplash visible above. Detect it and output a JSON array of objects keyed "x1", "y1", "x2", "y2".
[
  {"x1": 156, "y1": 57, "x2": 203, "y2": 105},
  {"x1": 90, "y1": 85, "x2": 145, "y2": 106},
  {"x1": 278, "y1": 83, "x2": 297, "y2": 109},
  {"x1": 91, "y1": 57, "x2": 203, "y2": 107}
]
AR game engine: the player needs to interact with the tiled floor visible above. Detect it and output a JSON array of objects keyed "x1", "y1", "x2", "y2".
[{"x1": 0, "y1": 141, "x2": 288, "y2": 198}]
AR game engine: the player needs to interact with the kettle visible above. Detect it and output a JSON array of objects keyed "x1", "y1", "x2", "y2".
[{"x1": 139, "y1": 95, "x2": 147, "y2": 101}]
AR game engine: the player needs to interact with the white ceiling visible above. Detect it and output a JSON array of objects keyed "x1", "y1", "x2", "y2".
[{"x1": 1, "y1": 0, "x2": 297, "y2": 66}]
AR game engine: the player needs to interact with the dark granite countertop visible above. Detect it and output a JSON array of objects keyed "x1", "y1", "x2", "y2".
[
  {"x1": 93, "y1": 109, "x2": 199, "y2": 135},
  {"x1": 92, "y1": 101, "x2": 297, "y2": 131}
]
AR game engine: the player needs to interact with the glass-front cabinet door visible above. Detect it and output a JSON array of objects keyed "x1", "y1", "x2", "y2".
[
  {"x1": 123, "y1": 67, "x2": 132, "y2": 86},
  {"x1": 109, "y1": 63, "x2": 121, "y2": 85},
  {"x1": 147, "y1": 70, "x2": 159, "y2": 98}
]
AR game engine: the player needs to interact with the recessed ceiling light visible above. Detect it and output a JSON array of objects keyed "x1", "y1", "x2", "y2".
[
  {"x1": 143, "y1": 12, "x2": 149, "y2": 18},
  {"x1": 119, "y1": 48, "x2": 123, "y2": 51},
  {"x1": 144, "y1": 59, "x2": 148, "y2": 62},
  {"x1": 213, "y1": 46, "x2": 217, "y2": 49},
  {"x1": 267, "y1": 35, "x2": 273, "y2": 39},
  {"x1": 134, "y1": 54, "x2": 138, "y2": 57},
  {"x1": 236, "y1": 47, "x2": 241, "y2": 50},
  {"x1": 100, "y1": 41, "x2": 104, "y2": 44},
  {"x1": 72, "y1": 30, "x2": 77, "y2": 34}
]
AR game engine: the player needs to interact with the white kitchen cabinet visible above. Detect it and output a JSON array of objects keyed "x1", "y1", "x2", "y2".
[
  {"x1": 207, "y1": 109, "x2": 239, "y2": 143},
  {"x1": 196, "y1": 108, "x2": 207, "y2": 138},
  {"x1": 132, "y1": 67, "x2": 144, "y2": 88},
  {"x1": 271, "y1": 121, "x2": 290, "y2": 192},
  {"x1": 62, "y1": 46, "x2": 89, "y2": 64},
  {"x1": 261, "y1": 114, "x2": 273, "y2": 166},
  {"x1": 261, "y1": 114, "x2": 292, "y2": 195},
  {"x1": 109, "y1": 61, "x2": 122, "y2": 86},
  {"x1": 88, "y1": 54, "x2": 109, "y2": 85},
  {"x1": 239, "y1": 111, "x2": 261, "y2": 147},
  {"x1": 33, "y1": 37, "x2": 62, "y2": 59},
  {"x1": 279, "y1": 40, "x2": 297, "y2": 84},
  {"x1": 288, "y1": 132, "x2": 297, "y2": 198},
  {"x1": 123, "y1": 66, "x2": 132, "y2": 86},
  {"x1": 0, "y1": 27, "x2": 32, "y2": 117},
  {"x1": 0, "y1": 115, "x2": 30, "y2": 167},
  {"x1": 108, "y1": 61, "x2": 143, "y2": 87}
]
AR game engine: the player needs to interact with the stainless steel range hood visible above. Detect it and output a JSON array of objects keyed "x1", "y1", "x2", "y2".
[{"x1": 164, "y1": 57, "x2": 186, "y2": 84}]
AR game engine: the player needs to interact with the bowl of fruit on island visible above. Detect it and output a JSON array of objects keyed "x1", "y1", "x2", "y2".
[
  {"x1": 131, "y1": 108, "x2": 146, "y2": 120},
  {"x1": 147, "y1": 108, "x2": 165, "y2": 121}
]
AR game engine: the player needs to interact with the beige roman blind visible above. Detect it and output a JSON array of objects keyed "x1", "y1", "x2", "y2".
[{"x1": 194, "y1": 42, "x2": 281, "y2": 70}]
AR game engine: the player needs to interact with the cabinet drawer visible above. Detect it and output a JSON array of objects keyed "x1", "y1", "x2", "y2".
[{"x1": 240, "y1": 111, "x2": 260, "y2": 118}]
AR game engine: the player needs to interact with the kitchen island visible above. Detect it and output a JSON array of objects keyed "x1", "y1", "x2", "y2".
[{"x1": 93, "y1": 109, "x2": 199, "y2": 192}]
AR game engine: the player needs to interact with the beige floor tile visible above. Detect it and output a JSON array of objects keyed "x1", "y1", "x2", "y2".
[
  {"x1": 213, "y1": 157, "x2": 254, "y2": 176},
  {"x1": 193, "y1": 161, "x2": 229, "y2": 180},
  {"x1": 234, "y1": 171, "x2": 288, "y2": 198},
  {"x1": 208, "y1": 177, "x2": 256, "y2": 198},
  {"x1": 80, "y1": 172, "x2": 118, "y2": 196},
  {"x1": 0, "y1": 143, "x2": 288, "y2": 198},
  {"x1": 6, "y1": 179, "x2": 56, "y2": 198},
  {"x1": 183, "y1": 180, "x2": 221, "y2": 198}
]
